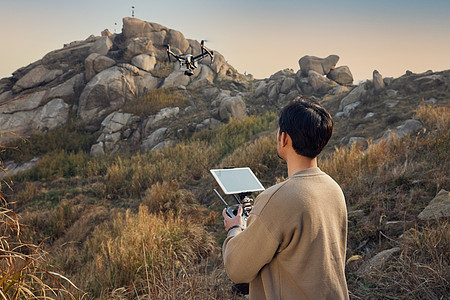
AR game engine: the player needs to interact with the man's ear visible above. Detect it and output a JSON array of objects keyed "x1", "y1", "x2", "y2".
[{"x1": 280, "y1": 131, "x2": 290, "y2": 147}]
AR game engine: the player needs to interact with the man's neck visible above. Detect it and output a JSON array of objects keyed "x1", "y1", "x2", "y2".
[{"x1": 286, "y1": 154, "x2": 317, "y2": 177}]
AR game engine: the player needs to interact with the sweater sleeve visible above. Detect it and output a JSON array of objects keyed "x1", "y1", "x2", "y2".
[{"x1": 222, "y1": 214, "x2": 280, "y2": 283}]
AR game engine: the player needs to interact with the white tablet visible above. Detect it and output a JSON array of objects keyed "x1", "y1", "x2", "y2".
[{"x1": 210, "y1": 167, "x2": 265, "y2": 195}]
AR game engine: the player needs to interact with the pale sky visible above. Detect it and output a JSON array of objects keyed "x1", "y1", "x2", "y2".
[{"x1": 1, "y1": 0, "x2": 450, "y2": 82}]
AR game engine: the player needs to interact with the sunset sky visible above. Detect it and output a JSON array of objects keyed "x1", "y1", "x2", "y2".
[{"x1": 1, "y1": 0, "x2": 450, "y2": 82}]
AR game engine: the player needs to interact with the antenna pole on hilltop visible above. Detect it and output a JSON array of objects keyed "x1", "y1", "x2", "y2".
[{"x1": 132, "y1": 6, "x2": 135, "y2": 18}]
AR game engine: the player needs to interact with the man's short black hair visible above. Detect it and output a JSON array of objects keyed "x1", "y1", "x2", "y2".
[{"x1": 278, "y1": 97, "x2": 333, "y2": 158}]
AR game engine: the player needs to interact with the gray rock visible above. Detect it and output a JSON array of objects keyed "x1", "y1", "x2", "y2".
[
  {"x1": 131, "y1": 54, "x2": 156, "y2": 72},
  {"x1": 267, "y1": 82, "x2": 280, "y2": 102},
  {"x1": 414, "y1": 74, "x2": 443, "y2": 90},
  {"x1": 122, "y1": 17, "x2": 166, "y2": 40},
  {"x1": 0, "y1": 98, "x2": 69, "y2": 144},
  {"x1": 386, "y1": 89, "x2": 398, "y2": 97},
  {"x1": 151, "y1": 140, "x2": 176, "y2": 152},
  {"x1": 0, "y1": 91, "x2": 13, "y2": 105},
  {"x1": 143, "y1": 107, "x2": 180, "y2": 135},
  {"x1": 356, "y1": 247, "x2": 401, "y2": 277},
  {"x1": 395, "y1": 119, "x2": 423, "y2": 138},
  {"x1": 308, "y1": 70, "x2": 338, "y2": 93},
  {"x1": 218, "y1": 95, "x2": 247, "y2": 122},
  {"x1": 339, "y1": 83, "x2": 367, "y2": 110},
  {"x1": 162, "y1": 69, "x2": 191, "y2": 89},
  {"x1": 384, "y1": 100, "x2": 399, "y2": 108},
  {"x1": 254, "y1": 81, "x2": 267, "y2": 98},
  {"x1": 425, "y1": 97, "x2": 437, "y2": 104},
  {"x1": 124, "y1": 37, "x2": 156, "y2": 61},
  {"x1": 0, "y1": 158, "x2": 40, "y2": 179},
  {"x1": 418, "y1": 189, "x2": 450, "y2": 220},
  {"x1": 342, "y1": 101, "x2": 361, "y2": 117},
  {"x1": 48, "y1": 73, "x2": 85, "y2": 99},
  {"x1": 364, "y1": 112, "x2": 375, "y2": 119},
  {"x1": 89, "y1": 36, "x2": 113, "y2": 56},
  {"x1": 141, "y1": 127, "x2": 168, "y2": 152},
  {"x1": 188, "y1": 65, "x2": 215, "y2": 89},
  {"x1": 383, "y1": 77, "x2": 394, "y2": 86},
  {"x1": 196, "y1": 118, "x2": 222, "y2": 131},
  {"x1": 269, "y1": 69, "x2": 295, "y2": 81},
  {"x1": 167, "y1": 29, "x2": 190, "y2": 53},
  {"x1": 332, "y1": 86, "x2": 351, "y2": 95},
  {"x1": 381, "y1": 119, "x2": 424, "y2": 141},
  {"x1": 299, "y1": 55, "x2": 339, "y2": 76},
  {"x1": 78, "y1": 65, "x2": 158, "y2": 123},
  {"x1": 101, "y1": 112, "x2": 134, "y2": 133},
  {"x1": 36, "y1": 98, "x2": 70, "y2": 131},
  {"x1": 85, "y1": 53, "x2": 101, "y2": 81},
  {"x1": 90, "y1": 142, "x2": 105, "y2": 157},
  {"x1": 327, "y1": 66, "x2": 353, "y2": 85},
  {"x1": 0, "y1": 91, "x2": 47, "y2": 114},
  {"x1": 280, "y1": 77, "x2": 296, "y2": 94},
  {"x1": 94, "y1": 55, "x2": 116, "y2": 73},
  {"x1": 373, "y1": 70, "x2": 385, "y2": 91},
  {"x1": 12, "y1": 65, "x2": 63, "y2": 92}
]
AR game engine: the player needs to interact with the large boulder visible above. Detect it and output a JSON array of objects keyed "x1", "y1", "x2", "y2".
[
  {"x1": 299, "y1": 55, "x2": 339, "y2": 76},
  {"x1": 89, "y1": 36, "x2": 113, "y2": 56},
  {"x1": 131, "y1": 54, "x2": 156, "y2": 72},
  {"x1": 188, "y1": 65, "x2": 215, "y2": 89},
  {"x1": 167, "y1": 29, "x2": 190, "y2": 53},
  {"x1": 86, "y1": 53, "x2": 117, "y2": 81},
  {"x1": 161, "y1": 69, "x2": 192, "y2": 89},
  {"x1": 373, "y1": 70, "x2": 385, "y2": 91},
  {"x1": 380, "y1": 119, "x2": 424, "y2": 141},
  {"x1": 218, "y1": 95, "x2": 247, "y2": 122},
  {"x1": 122, "y1": 17, "x2": 166, "y2": 40},
  {"x1": 77, "y1": 64, "x2": 159, "y2": 124},
  {"x1": 308, "y1": 70, "x2": 338, "y2": 93},
  {"x1": 141, "y1": 127, "x2": 168, "y2": 152},
  {"x1": 47, "y1": 73, "x2": 85, "y2": 100},
  {"x1": 123, "y1": 37, "x2": 157, "y2": 61},
  {"x1": 12, "y1": 65, "x2": 63, "y2": 92},
  {"x1": 0, "y1": 98, "x2": 70, "y2": 144},
  {"x1": 280, "y1": 77, "x2": 296, "y2": 94},
  {"x1": 254, "y1": 81, "x2": 267, "y2": 98},
  {"x1": 339, "y1": 83, "x2": 367, "y2": 110},
  {"x1": 356, "y1": 247, "x2": 401, "y2": 277},
  {"x1": 328, "y1": 66, "x2": 353, "y2": 85}
]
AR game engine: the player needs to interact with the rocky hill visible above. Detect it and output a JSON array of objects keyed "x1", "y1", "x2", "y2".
[{"x1": 1, "y1": 17, "x2": 449, "y2": 166}]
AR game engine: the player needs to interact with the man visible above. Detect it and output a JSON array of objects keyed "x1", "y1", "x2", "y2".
[{"x1": 222, "y1": 97, "x2": 349, "y2": 299}]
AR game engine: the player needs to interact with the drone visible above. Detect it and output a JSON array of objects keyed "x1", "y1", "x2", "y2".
[{"x1": 166, "y1": 40, "x2": 214, "y2": 76}]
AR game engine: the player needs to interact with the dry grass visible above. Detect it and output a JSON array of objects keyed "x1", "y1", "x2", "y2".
[
  {"x1": 352, "y1": 221, "x2": 449, "y2": 299},
  {"x1": 122, "y1": 88, "x2": 188, "y2": 117},
  {"x1": 75, "y1": 205, "x2": 221, "y2": 298}
]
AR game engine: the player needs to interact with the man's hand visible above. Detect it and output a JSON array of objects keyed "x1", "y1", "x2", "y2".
[{"x1": 222, "y1": 205, "x2": 244, "y2": 232}]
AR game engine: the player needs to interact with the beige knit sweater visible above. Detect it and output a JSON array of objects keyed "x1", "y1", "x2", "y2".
[{"x1": 222, "y1": 167, "x2": 349, "y2": 300}]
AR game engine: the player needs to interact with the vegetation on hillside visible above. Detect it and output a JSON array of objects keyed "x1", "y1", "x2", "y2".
[{"x1": 0, "y1": 102, "x2": 448, "y2": 299}]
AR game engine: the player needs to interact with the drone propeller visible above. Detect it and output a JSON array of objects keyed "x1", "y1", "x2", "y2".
[{"x1": 166, "y1": 44, "x2": 172, "y2": 62}]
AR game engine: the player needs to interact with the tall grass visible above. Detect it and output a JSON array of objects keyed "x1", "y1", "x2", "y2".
[
  {"x1": 77, "y1": 205, "x2": 218, "y2": 298},
  {"x1": 1, "y1": 152, "x2": 79, "y2": 299}
]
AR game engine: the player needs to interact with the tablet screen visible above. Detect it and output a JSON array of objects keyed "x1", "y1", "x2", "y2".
[{"x1": 210, "y1": 167, "x2": 265, "y2": 195}]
